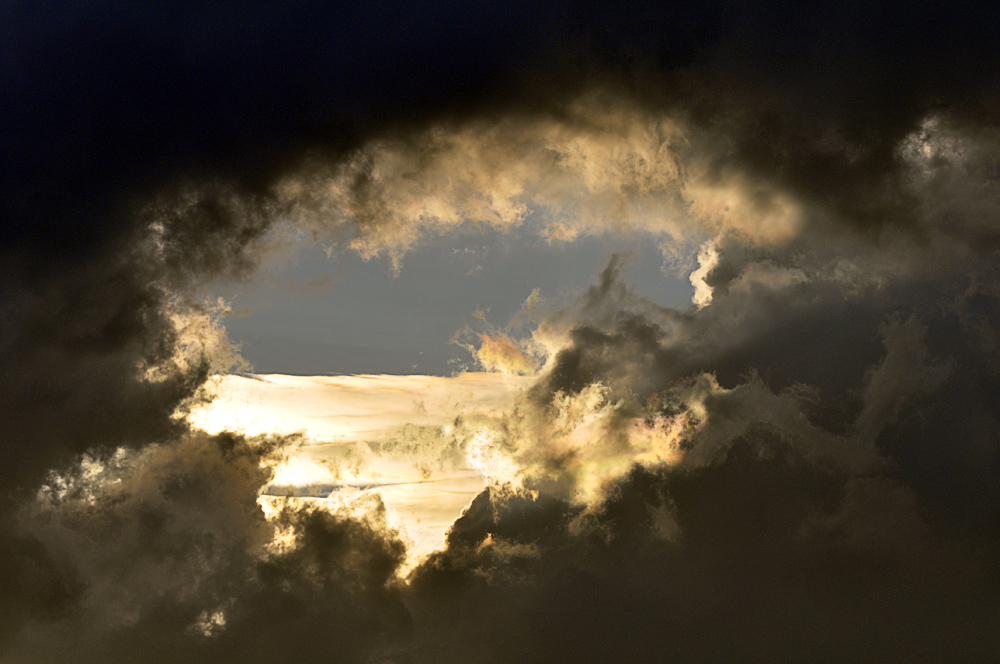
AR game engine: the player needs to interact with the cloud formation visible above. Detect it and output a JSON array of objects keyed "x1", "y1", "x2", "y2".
[
  {"x1": 4, "y1": 432, "x2": 412, "y2": 664},
  {"x1": 4, "y1": 2, "x2": 1000, "y2": 662}
]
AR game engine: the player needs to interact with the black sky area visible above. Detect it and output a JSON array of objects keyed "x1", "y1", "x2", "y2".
[{"x1": 3, "y1": 2, "x2": 1000, "y2": 662}]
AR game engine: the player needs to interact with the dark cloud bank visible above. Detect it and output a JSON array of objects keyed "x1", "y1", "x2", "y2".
[{"x1": 3, "y1": 2, "x2": 1000, "y2": 662}]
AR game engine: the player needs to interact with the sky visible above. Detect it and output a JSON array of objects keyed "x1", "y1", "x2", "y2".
[
  {"x1": 3, "y1": 2, "x2": 1000, "y2": 662},
  {"x1": 216, "y1": 224, "x2": 694, "y2": 375}
]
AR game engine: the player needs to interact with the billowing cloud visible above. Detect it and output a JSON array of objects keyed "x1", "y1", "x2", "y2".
[
  {"x1": 471, "y1": 334, "x2": 539, "y2": 376},
  {"x1": 5, "y1": 2, "x2": 1000, "y2": 662},
  {"x1": 3, "y1": 432, "x2": 411, "y2": 663}
]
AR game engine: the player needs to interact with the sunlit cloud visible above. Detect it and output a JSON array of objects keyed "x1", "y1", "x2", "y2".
[
  {"x1": 189, "y1": 372, "x2": 529, "y2": 445},
  {"x1": 279, "y1": 93, "x2": 816, "y2": 277},
  {"x1": 689, "y1": 239, "x2": 719, "y2": 308},
  {"x1": 473, "y1": 333, "x2": 539, "y2": 375},
  {"x1": 188, "y1": 372, "x2": 532, "y2": 563}
]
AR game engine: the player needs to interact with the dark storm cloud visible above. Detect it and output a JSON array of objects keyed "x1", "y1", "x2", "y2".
[
  {"x1": 4, "y1": 431, "x2": 411, "y2": 663},
  {"x1": 525, "y1": 249, "x2": 1000, "y2": 518},
  {"x1": 409, "y1": 455, "x2": 998, "y2": 663},
  {"x1": 5, "y1": 2, "x2": 1000, "y2": 662},
  {"x1": 400, "y1": 262, "x2": 1000, "y2": 662}
]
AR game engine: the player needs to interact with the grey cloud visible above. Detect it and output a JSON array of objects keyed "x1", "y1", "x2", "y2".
[
  {"x1": 409, "y1": 454, "x2": 997, "y2": 663},
  {"x1": 4, "y1": 431, "x2": 411, "y2": 664},
  {"x1": 854, "y1": 314, "x2": 951, "y2": 446}
]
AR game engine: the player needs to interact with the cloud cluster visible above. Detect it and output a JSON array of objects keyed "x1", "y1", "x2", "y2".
[
  {"x1": 4, "y1": 432, "x2": 411, "y2": 663},
  {"x1": 4, "y1": 2, "x2": 1000, "y2": 661},
  {"x1": 409, "y1": 455, "x2": 996, "y2": 662},
  {"x1": 399, "y1": 252, "x2": 1000, "y2": 662}
]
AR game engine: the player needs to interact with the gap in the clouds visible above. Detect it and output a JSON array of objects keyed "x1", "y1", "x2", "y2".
[
  {"x1": 190, "y1": 371, "x2": 533, "y2": 562},
  {"x1": 215, "y1": 224, "x2": 695, "y2": 375},
  {"x1": 200, "y1": 223, "x2": 699, "y2": 560}
]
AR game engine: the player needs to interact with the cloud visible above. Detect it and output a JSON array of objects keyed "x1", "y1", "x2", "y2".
[
  {"x1": 471, "y1": 334, "x2": 539, "y2": 376},
  {"x1": 4, "y1": 431, "x2": 412, "y2": 663},
  {"x1": 408, "y1": 455, "x2": 997, "y2": 662},
  {"x1": 277, "y1": 93, "x2": 818, "y2": 272},
  {"x1": 392, "y1": 254, "x2": 1000, "y2": 659},
  {"x1": 689, "y1": 239, "x2": 719, "y2": 308},
  {"x1": 4, "y1": 2, "x2": 1000, "y2": 661},
  {"x1": 189, "y1": 372, "x2": 528, "y2": 447},
  {"x1": 279, "y1": 97, "x2": 691, "y2": 266},
  {"x1": 188, "y1": 372, "x2": 532, "y2": 563}
]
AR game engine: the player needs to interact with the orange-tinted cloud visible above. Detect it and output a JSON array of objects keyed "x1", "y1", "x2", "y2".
[{"x1": 475, "y1": 333, "x2": 538, "y2": 375}]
